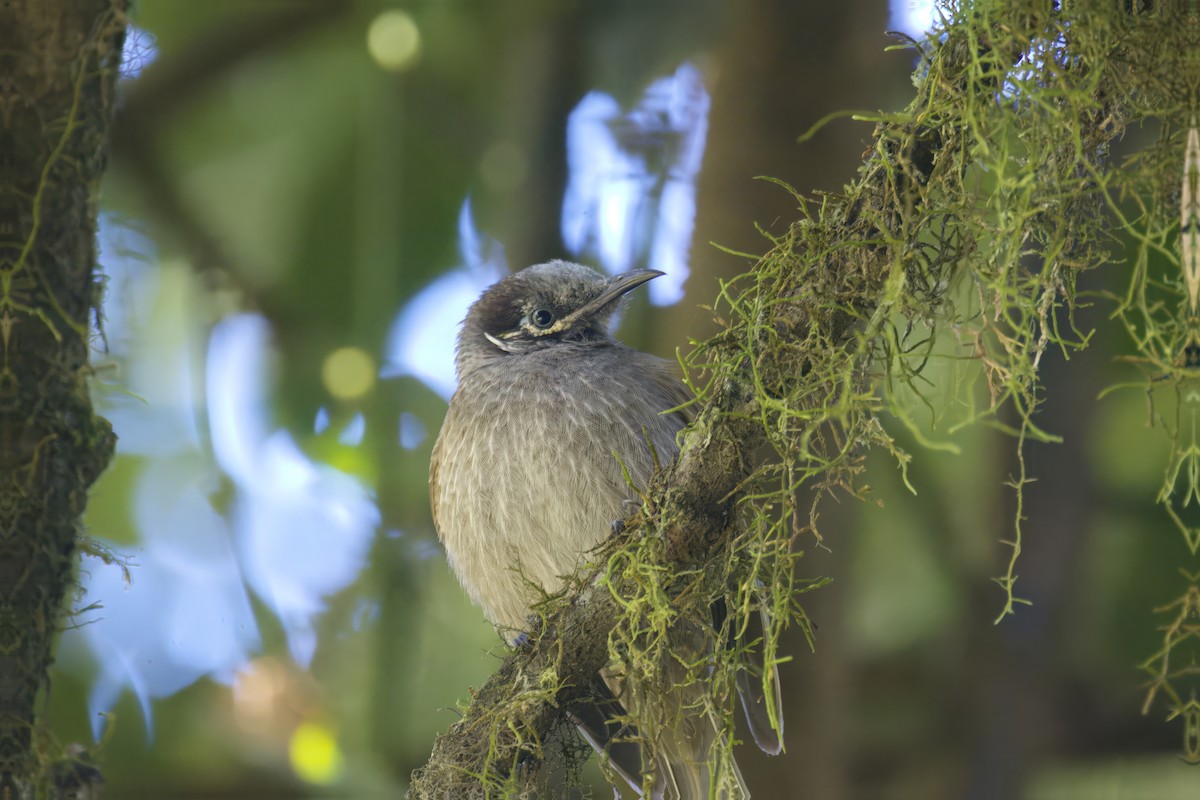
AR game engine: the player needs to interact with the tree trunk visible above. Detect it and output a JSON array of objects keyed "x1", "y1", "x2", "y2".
[{"x1": 0, "y1": 1, "x2": 125, "y2": 795}]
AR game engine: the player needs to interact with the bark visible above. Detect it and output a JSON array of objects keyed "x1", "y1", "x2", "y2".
[{"x1": 0, "y1": 1, "x2": 125, "y2": 795}]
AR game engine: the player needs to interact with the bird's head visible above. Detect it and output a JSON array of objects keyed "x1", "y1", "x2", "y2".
[{"x1": 456, "y1": 260, "x2": 662, "y2": 375}]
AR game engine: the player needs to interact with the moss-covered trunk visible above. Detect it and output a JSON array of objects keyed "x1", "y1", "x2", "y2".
[{"x1": 0, "y1": 1, "x2": 124, "y2": 795}]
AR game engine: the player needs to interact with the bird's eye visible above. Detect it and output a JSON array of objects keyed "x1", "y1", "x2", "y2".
[{"x1": 530, "y1": 308, "x2": 555, "y2": 329}]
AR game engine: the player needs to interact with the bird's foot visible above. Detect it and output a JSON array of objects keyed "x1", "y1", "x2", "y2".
[{"x1": 610, "y1": 499, "x2": 643, "y2": 537}]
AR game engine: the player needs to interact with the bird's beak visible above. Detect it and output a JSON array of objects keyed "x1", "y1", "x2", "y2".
[{"x1": 570, "y1": 269, "x2": 664, "y2": 321}]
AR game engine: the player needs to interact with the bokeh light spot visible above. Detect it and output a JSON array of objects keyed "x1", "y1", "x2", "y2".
[
  {"x1": 322, "y1": 347, "x2": 376, "y2": 400},
  {"x1": 889, "y1": 0, "x2": 937, "y2": 36},
  {"x1": 289, "y1": 722, "x2": 343, "y2": 784},
  {"x1": 367, "y1": 10, "x2": 421, "y2": 72}
]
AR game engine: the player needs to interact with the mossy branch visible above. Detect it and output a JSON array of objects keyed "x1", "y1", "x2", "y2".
[
  {"x1": 0, "y1": 1, "x2": 125, "y2": 797},
  {"x1": 409, "y1": 2, "x2": 1141, "y2": 794}
]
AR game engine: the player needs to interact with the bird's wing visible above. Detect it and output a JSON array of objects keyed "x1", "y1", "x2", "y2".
[
  {"x1": 429, "y1": 398, "x2": 460, "y2": 542},
  {"x1": 637, "y1": 351, "x2": 785, "y2": 760},
  {"x1": 566, "y1": 680, "x2": 652, "y2": 798},
  {"x1": 712, "y1": 595, "x2": 784, "y2": 757},
  {"x1": 735, "y1": 606, "x2": 784, "y2": 755},
  {"x1": 427, "y1": 411, "x2": 446, "y2": 539},
  {"x1": 634, "y1": 351, "x2": 695, "y2": 426},
  {"x1": 604, "y1": 638, "x2": 750, "y2": 800}
]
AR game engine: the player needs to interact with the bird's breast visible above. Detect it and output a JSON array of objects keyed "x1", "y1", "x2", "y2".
[{"x1": 431, "y1": 347, "x2": 684, "y2": 637}]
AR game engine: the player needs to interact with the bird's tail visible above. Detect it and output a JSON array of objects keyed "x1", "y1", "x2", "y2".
[
  {"x1": 616, "y1": 663, "x2": 749, "y2": 799},
  {"x1": 575, "y1": 603, "x2": 784, "y2": 798},
  {"x1": 599, "y1": 613, "x2": 751, "y2": 800}
]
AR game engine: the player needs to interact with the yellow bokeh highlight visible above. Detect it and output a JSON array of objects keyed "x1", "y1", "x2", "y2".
[
  {"x1": 289, "y1": 722, "x2": 343, "y2": 784},
  {"x1": 322, "y1": 347, "x2": 376, "y2": 400},
  {"x1": 367, "y1": 10, "x2": 421, "y2": 72}
]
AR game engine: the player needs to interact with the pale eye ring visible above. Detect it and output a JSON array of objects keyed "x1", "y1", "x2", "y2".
[{"x1": 530, "y1": 308, "x2": 555, "y2": 329}]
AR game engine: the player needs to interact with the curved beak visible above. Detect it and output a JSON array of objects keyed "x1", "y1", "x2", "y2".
[{"x1": 572, "y1": 269, "x2": 664, "y2": 320}]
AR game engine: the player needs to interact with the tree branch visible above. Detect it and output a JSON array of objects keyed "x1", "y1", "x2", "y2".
[
  {"x1": 407, "y1": 31, "x2": 957, "y2": 800},
  {"x1": 408, "y1": 3, "x2": 1135, "y2": 795}
]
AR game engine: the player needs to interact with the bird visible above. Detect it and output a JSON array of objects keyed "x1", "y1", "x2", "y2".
[{"x1": 429, "y1": 260, "x2": 781, "y2": 798}]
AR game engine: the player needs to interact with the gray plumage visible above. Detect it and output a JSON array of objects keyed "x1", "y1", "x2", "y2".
[{"x1": 430, "y1": 261, "x2": 777, "y2": 798}]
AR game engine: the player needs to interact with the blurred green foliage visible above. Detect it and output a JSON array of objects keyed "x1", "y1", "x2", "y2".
[{"x1": 46, "y1": 1, "x2": 1200, "y2": 798}]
